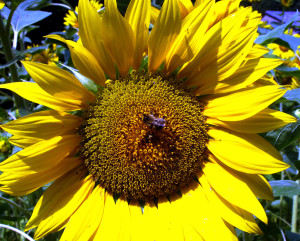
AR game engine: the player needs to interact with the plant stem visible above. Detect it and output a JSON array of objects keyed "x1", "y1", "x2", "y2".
[
  {"x1": 0, "y1": 224, "x2": 35, "y2": 241},
  {"x1": 0, "y1": 13, "x2": 25, "y2": 109},
  {"x1": 291, "y1": 145, "x2": 300, "y2": 232},
  {"x1": 0, "y1": 196, "x2": 31, "y2": 218}
]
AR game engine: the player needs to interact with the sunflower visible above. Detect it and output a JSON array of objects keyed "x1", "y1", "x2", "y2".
[
  {"x1": 268, "y1": 30, "x2": 300, "y2": 61},
  {"x1": 64, "y1": 0, "x2": 103, "y2": 28},
  {"x1": 0, "y1": 0, "x2": 296, "y2": 240},
  {"x1": 0, "y1": 0, "x2": 4, "y2": 9},
  {"x1": 25, "y1": 44, "x2": 59, "y2": 66},
  {"x1": 281, "y1": 0, "x2": 293, "y2": 7},
  {"x1": 267, "y1": 30, "x2": 300, "y2": 89}
]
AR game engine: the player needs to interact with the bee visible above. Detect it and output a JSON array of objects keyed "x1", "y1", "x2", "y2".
[{"x1": 143, "y1": 112, "x2": 166, "y2": 130}]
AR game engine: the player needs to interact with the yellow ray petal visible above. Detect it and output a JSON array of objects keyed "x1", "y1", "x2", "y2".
[
  {"x1": 246, "y1": 44, "x2": 270, "y2": 59},
  {"x1": 0, "y1": 135, "x2": 80, "y2": 174},
  {"x1": 130, "y1": 198, "x2": 183, "y2": 241},
  {"x1": 203, "y1": 85, "x2": 286, "y2": 121},
  {"x1": 242, "y1": 174, "x2": 274, "y2": 200},
  {"x1": 164, "y1": 0, "x2": 214, "y2": 73},
  {"x1": 186, "y1": 27, "x2": 256, "y2": 87},
  {"x1": 207, "y1": 108, "x2": 296, "y2": 133},
  {"x1": 1, "y1": 110, "x2": 82, "y2": 139},
  {"x1": 181, "y1": 224, "x2": 205, "y2": 241},
  {"x1": 207, "y1": 127, "x2": 289, "y2": 174},
  {"x1": 1, "y1": 82, "x2": 85, "y2": 111},
  {"x1": 178, "y1": 8, "x2": 249, "y2": 79},
  {"x1": 8, "y1": 136, "x2": 38, "y2": 148},
  {"x1": 194, "y1": 0, "x2": 205, "y2": 8},
  {"x1": 93, "y1": 195, "x2": 131, "y2": 241},
  {"x1": 202, "y1": 161, "x2": 268, "y2": 224},
  {"x1": 156, "y1": 197, "x2": 185, "y2": 241},
  {"x1": 148, "y1": 0, "x2": 181, "y2": 72},
  {"x1": 150, "y1": 6, "x2": 159, "y2": 25},
  {"x1": 170, "y1": 181, "x2": 238, "y2": 240},
  {"x1": 46, "y1": 35, "x2": 106, "y2": 86},
  {"x1": 128, "y1": 200, "x2": 152, "y2": 241},
  {"x1": 137, "y1": 197, "x2": 184, "y2": 241},
  {"x1": 207, "y1": 0, "x2": 241, "y2": 27},
  {"x1": 28, "y1": 171, "x2": 94, "y2": 239},
  {"x1": 125, "y1": 0, "x2": 150, "y2": 70},
  {"x1": 199, "y1": 173, "x2": 263, "y2": 234},
  {"x1": 194, "y1": 58, "x2": 283, "y2": 96},
  {"x1": 101, "y1": 0, "x2": 135, "y2": 77},
  {"x1": 22, "y1": 61, "x2": 95, "y2": 102},
  {"x1": 60, "y1": 186, "x2": 106, "y2": 240},
  {"x1": 0, "y1": 157, "x2": 82, "y2": 196},
  {"x1": 178, "y1": 0, "x2": 193, "y2": 19},
  {"x1": 209, "y1": 154, "x2": 274, "y2": 201},
  {"x1": 78, "y1": 0, "x2": 116, "y2": 79}
]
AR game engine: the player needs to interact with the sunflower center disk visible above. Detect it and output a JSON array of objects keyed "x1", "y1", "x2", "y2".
[{"x1": 80, "y1": 71, "x2": 208, "y2": 200}]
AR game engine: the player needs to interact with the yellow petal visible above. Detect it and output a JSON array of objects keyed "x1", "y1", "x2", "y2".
[
  {"x1": 164, "y1": 0, "x2": 214, "y2": 73},
  {"x1": 187, "y1": 26, "x2": 256, "y2": 87},
  {"x1": 46, "y1": 35, "x2": 106, "y2": 86},
  {"x1": 134, "y1": 197, "x2": 183, "y2": 241},
  {"x1": 0, "y1": 157, "x2": 82, "y2": 196},
  {"x1": 22, "y1": 61, "x2": 95, "y2": 103},
  {"x1": 128, "y1": 200, "x2": 152, "y2": 241},
  {"x1": 203, "y1": 85, "x2": 286, "y2": 121},
  {"x1": 28, "y1": 172, "x2": 94, "y2": 239},
  {"x1": 0, "y1": 0, "x2": 4, "y2": 9},
  {"x1": 101, "y1": 0, "x2": 135, "y2": 77},
  {"x1": 125, "y1": 0, "x2": 150, "y2": 70},
  {"x1": 246, "y1": 44, "x2": 270, "y2": 59},
  {"x1": 0, "y1": 135, "x2": 80, "y2": 174},
  {"x1": 194, "y1": 58, "x2": 283, "y2": 96},
  {"x1": 8, "y1": 136, "x2": 38, "y2": 148},
  {"x1": 242, "y1": 174, "x2": 274, "y2": 200},
  {"x1": 207, "y1": 127, "x2": 289, "y2": 174},
  {"x1": 199, "y1": 173, "x2": 263, "y2": 234},
  {"x1": 194, "y1": 0, "x2": 204, "y2": 8},
  {"x1": 1, "y1": 82, "x2": 84, "y2": 111},
  {"x1": 154, "y1": 197, "x2": 184, "y2": 241},
  {"x1": 148, "y1": 0, "x2": 181, "y2": 72},
  {"x1": 207, "y1": 108, "x2": 296, "y2": 133},
  {"x1": 207, "y1": 0, "x2": 241, "y2": 27},
  {"x1": 150, "y1": 6, "x2": 159, "y2": 25},
  {"x1": 1, "y1": 110, "x2": 82, "y2": 139},
  {"x1": 78, "y1": 0, "x2": 116, "y2": 79},
  {"x1": 60, "y1": 186, "x2": 106, "y2": 240},
  {"x1": 202, "y1": 161, "x2": 268, "y2": 224},
  {"x1": 178, "y1": 0, "x2": 193, "y2": 19},
  {"x1": 170, "y1": 181, "x2": 238, "y2": 240},
  {"x1": 209, "y1": 154, "x2": 274, "y2": 201},
  {"x1": 93, "y1": 195, "x2": 131, "y2": 241},
  {"x1": 178, "y1": 8, "x2": 248, "y2": 79}
]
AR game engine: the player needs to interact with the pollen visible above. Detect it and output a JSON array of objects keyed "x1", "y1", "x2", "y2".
[{"x1": 79, "y1": 71, "x2": 208, "y2": 200}]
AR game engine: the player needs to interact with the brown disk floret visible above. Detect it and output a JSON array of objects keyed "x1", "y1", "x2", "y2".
[{"x1": 79, "y1": 71, "x2": 208, "y2": 200}]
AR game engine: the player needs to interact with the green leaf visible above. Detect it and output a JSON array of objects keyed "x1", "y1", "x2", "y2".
[
  {"x1": 22, "y1": 45, "x2": 48, "y2": 55},
  {"x1": 0, "y1": 56, "x2": 24, "y2": 69},
  {"x1": 269, "y1": 180, "x2": 300, "y2": 196},
  {"x1": 1, "y1": 0, "x2": 51, "y2": 34},
  {"x1": 59, "y1": 64, "x2": 99, "y2": 95},
  {"x1": 285, "y1": 231, "x2": 300, "y2": 241},
  {"x1": 273, "y1": 34, "x2": 300, "y2": 53},
  {"x1": 284, "y1": 88, "x2": 300, "y2": 103},
  {"x1": 255, "y1": 11, "x2": 299, "y2": 46},
  {"x1": 264, "y1": 120, "x2": 300, "y2": 151},
  {"x1": 276, "y1": 65, "x2": 300, "y2": 79}
]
